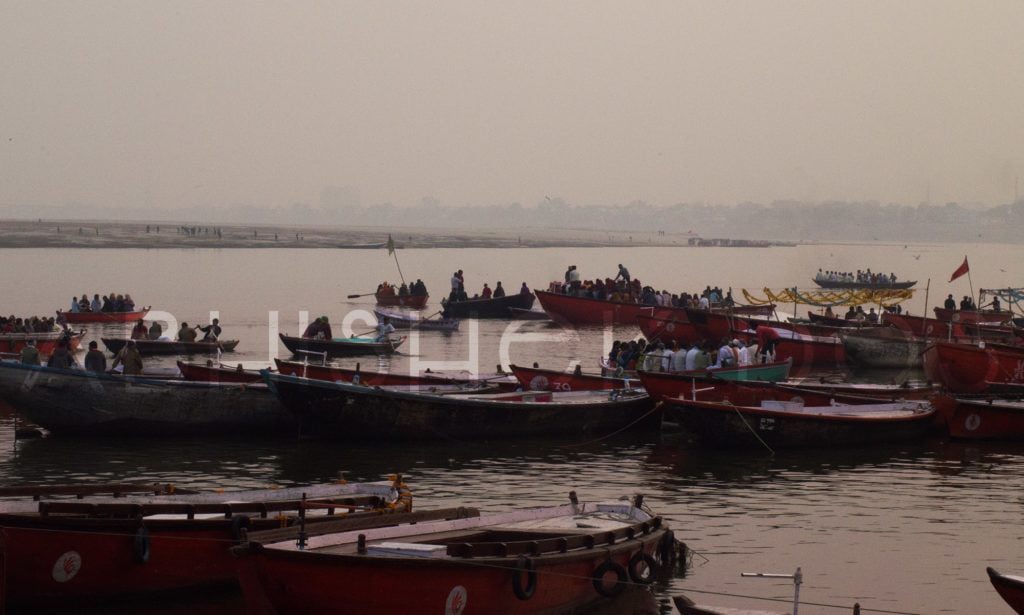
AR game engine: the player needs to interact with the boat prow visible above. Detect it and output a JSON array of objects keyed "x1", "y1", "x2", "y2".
[{"x1": 988, "y1": 567, "x2": 1024, "y2": 614}]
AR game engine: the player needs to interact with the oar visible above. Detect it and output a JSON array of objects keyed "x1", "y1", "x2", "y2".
[
  {"x1": 407, "y1": 311, "x2": 444, "y2": 330},
  {"x1": 346, "y1": 292, "x2": 378, "y2": 299}
]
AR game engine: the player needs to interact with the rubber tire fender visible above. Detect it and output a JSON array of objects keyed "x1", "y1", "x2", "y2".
[
  {"x1": 512, "y1": 555, "x2": 537, "y2": 600},
  {"x1": 628, "y1": 551, "x2": 659, "y2": 584},
  {"x1": 133, "y1": 526, "x2": 151, "y2": 564},
  {"x1": 591, "y1": 560, "x2": 627, "y2": 598}
]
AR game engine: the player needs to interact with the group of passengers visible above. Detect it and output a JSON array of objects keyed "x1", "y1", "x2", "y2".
[
  {"x1": 944, "y1": 294, "x2": 983, "y2": 311},
  {"x1": 68, "y1": 293, "x2": 138, "y2": 313},
  {"x1": 815, "y1": 269, "x2": 898, "y2": 285},
  {"x1": 378, "y1": 280, "x2": 428, "y2": 298},
  {"x1": 301, "y1": 316, "x2": 334, "y2": 340},
  {"x1": 607, "y1": 336, "x2": 765, "y2": 375},
  {"x1": 1, "y1": 316, "x2": 60, "y2": 334},
  {"x1": 553, "y1": 265, "x2": 736, "y2": 311},
  {"x1": 446, "y1": 270, "x2": 530, "y2": 303},
  {"x1": 129, "y1": 318, "x2": 221, "y2": 343}
]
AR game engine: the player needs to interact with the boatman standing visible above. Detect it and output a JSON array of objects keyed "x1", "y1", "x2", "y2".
[
  {"x1": 615, "y1": 264, "x2": 631, "y2": 284},
  {"x1": 112, "y1": 340, "x2": 144, "y2": 375}
]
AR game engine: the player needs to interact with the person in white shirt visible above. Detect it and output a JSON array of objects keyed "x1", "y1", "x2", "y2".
[
  {"x1": 684, "y1": 345, "x2": 700, "y2": 370},
  {"x1": 661, "y1": 343, "x2": 673, "y2": 372},
  {"x1": 698, "y1": 295, "x2": 710, "y2": 310},
  {"x1": 375, "y1": 317, "x2": 396, "y2": 342},
  {"x1": 715, "y1": 340, "x2": 737, "y2": 368},
  {"x1": 736, "y1": 340, "x2": 750, "y2": 366},
  {"x1": 670, "y1": 342, "x2": 688, "y2": 372}
]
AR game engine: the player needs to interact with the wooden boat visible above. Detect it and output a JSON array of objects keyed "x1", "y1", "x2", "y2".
[
  {"x1": 807, "y1": 311, "x2": 859, "y2": 327},
  {"x1": 922, "y1": 340, "x2": 1024, "y2": 394},
  {"x1": 278, "y1": 333, "x2": 404, "y2": 358},
  {"x1": 0, "y1": 361, "x2": 292, "y2": 435},
  {"x1": 754, "y1": 326, "x2": 846, "y2": 368},
  {"x1": 684, "y1": 308, "x2": 750, "y2": 341},
  {"x1": 636, "y1": 314, "x2": 703, "y2": 346},
  {"x1": 101, "y1": 337, "x2": 239, "y2": 356},
  {"x1": 0, "y1": 330, "x2": 84, "y2": 356},
  {"x1": 273, "y1": 359, "x2": 518, "y2": 390},
  {"x1": 508, "y1": 307, "x2": 550, "y2": 320},
  {"x1": 176, "y1": 360, "x2": 265, "y2": 383},
  {"x1": 534, "y1": 290, "x2": 655, "y2": 326},
  {"x1": 674, "y1": 595, "x2": 785, "y2": 615},
  {"x1": 441, "y1": 292, "x2": 536, "y2": 319},
  {"x1": 932, "y1": 395, "x2": 1024, "y2": 440},
  {"x1": 783, "y1": 379, "x2": 937, "y2": 400},
  {"x1": 882, "y1": 312, "x2": 963, "y2": 338},
  {"x1": 813, "y1": 278, "x2": 916, "y2": 290},
  {"x1": 373, "y1": 307, "x2": 460, "y2": 332},
  {"x1": 840, "y1": 327, "x2": 926, "y2": 368},
  {"x1": 264, "y1": 372, "x2": 659, "y2": 440},
  {"x1": 233, "y1": 495, "x2": 673, "y2": 615},
  {"x1": 988, "y1": 567, "x2": 1024, "y2": 615},
  {"x1": 933, "y1": 307, "x2": 1013, "y2": 324},
  {"x1": 663, "y1": 396, "x2": 935, "y2": 448},
  {"x1": 0, "y1": 480, "x2": 410, "y2": 606},
  {"x1": 510, "y1": 365, "x2": 641, "y2": 391},
  {"x1": 58, "y1": 307, "x2": 151, "y2": 324},
  {"x1": 375, "y1": 292, "x2": 428, "y2": 309}
]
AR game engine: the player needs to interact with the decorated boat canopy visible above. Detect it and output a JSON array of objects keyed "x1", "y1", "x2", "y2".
[
  {"x1": 980, "y1": 288, "x2": 1024, "y2": 304},
  {"x1": 742, "y1": 287, "x2": 914, "y2": 307}
]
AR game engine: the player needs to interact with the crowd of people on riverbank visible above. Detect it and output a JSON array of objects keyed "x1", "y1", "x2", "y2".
[
  {"x1": 816, "y1": 269, "x2": 899, "y2": 285},
  {"x1": 68, "y1": 293, "x2": 139, "y2": 313}
]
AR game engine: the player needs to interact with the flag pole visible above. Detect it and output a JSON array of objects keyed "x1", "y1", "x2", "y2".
[{"x1": 387, "y1": 234, "x2": 406, "y2": 285}]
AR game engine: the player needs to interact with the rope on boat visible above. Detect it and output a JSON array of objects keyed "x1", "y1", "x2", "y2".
[
  {"x1": 724, "y1": 400, "x2": 776, "y2": 456},
  {"x1": 557, "y1": 401, "x2": 664, "y2": 449}
]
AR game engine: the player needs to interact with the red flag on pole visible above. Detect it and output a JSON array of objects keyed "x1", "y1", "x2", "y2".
[{"x1": 949, "y1": 256, "x2": 969, "y2": 282}]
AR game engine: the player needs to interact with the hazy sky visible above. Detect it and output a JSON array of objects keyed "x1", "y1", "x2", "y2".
[{"x1": 2, "y1": 1, "x2": 1023, "y2": 212}]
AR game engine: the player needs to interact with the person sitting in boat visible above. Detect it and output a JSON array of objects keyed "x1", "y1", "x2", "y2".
[
  {"x1": 713, "y1": 339, "x2": 737, "y2": 368},
  {"x1": 866, "y1": 308, "x2": 879, "y2": 324},
  {"x1": 481, "y1": 283, "x2": 492, "y2": 299},
  {"x1": 147, "y1": 320, "x2": 163, "y2": 340},
  {"x1": 411, "y1": 279, "x2": 428, "y2": 296},
  {"x1": 198, "y1": 318, "x2": 222, "y2": 341},
  {"x1": 520, "y1": 282, "x2": 531, "y2": 296},
  {"x1": 100, "y1": 294, "x2": 113, "y2": 312},
  {"x1": 90, "y1": 294, "x2": 102, "y2": 312},
  {"x1": 378, "y1": 282, "x2": 396, "y2": 298},
  {"x1": 398, "y1": 283, "x2": 409, "y2": 297},
  {"x1": 698, "y1": 294, "x2": 710, "y2": 310},
  {"x1": 567, "y1": 265, "x2": 581, "y2": 294},
  {"x1": 84, "y1": 340, "x2": 106, "y2": 373},
  {"x1": 123, "y1": 294, "x2": 136, "y2": 312},
  {"x1": 823, "y1": 305, "x2": 836, "y2": 319},
  {"x1": 669, "y1": 341, "x2": 687, "y2": 372},
  {"x1": 131, "y1": 320, "x2": 149, "y2": 340},
  {"x1": 374, "y1": 317, "x2": 395, "y2": 343},
  {"x1": 112, "y1": 340, "x2": 144, "y2": 375},
  {"x1": 722, "y1": 289, "x2": 735, "y2": 307},
  {"x1": 493, "y1": 281, "x2": 505, "y2": 298},
  {"x1": 844, "y1": 306, "x2": 857, "y2": 320},
  {"x1": 19, "y1": 340, "x2": 40, "y2": 366},
  {"x1": 178, "y1": 322, "x2": 198, "y2": 342},
  {"x1": 46, "y1": 340, "x2": 76, "y2": 370},
  {"x1": 991, "y1": 296, "x2": 1002, "y2": 312},
  {"x1": 69, "y1": 296, "x2": 81, "y2": 313}
]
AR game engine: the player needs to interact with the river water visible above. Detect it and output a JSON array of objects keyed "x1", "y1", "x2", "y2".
[{"x1": 1, "y1": 243, "x2": 1022, "y2": 614}]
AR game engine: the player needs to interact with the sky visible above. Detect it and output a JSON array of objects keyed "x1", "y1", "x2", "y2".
[{"x1": 2, "y1": 1, "x2": 1023, "y2": 213}]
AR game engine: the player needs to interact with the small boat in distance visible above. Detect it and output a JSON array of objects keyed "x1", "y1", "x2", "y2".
[
  {"x1": 176, "y1": 360, "x2": 265, "y2": 383},
  {"x1": 0, "y1": 331, "x2": 84, "y2": 356},
  {"x1": 58, "y1": 307, "x2": 152, "y2": 324},
  {"x1": 373, "y1": 307, "x2": 459, "y2": 332},
  {"x1": 278, "y1": 333, "x2": 405, "y2": 358},
  {"x1": 441, "y1": 291, "x2": 536, "y2": 319},
  {"x1": 375, "y1": 291, "x2": 428, "y2": 309},
  {"x1": 988, "y1": 567, "x2": 1024, "y2": 614},
  {"x1": 101, "y1": 338, "x2": 239, "y2": 356},
  {"x1": 509, "y1": 307, "x2": 550, "y2": 320},
  {"x1": 813, "y1": 278, "x2": 916, "y2": 289}
]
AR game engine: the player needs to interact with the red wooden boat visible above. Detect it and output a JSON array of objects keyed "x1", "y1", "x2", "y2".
[
  {"x1": 510, "y1": 364, "x2": 640, "y2": 391},
  {"x1": 637, "y1": 370, "x2": 869, "y2": 406},
  {"x1": 636, "y1": 314, "x2": 703, "y2": 346},
  {"x1": 274, "y1": 359, "x2": 518, "y2": 390},
  {"x1": 684, "y1": 308, "x2": 750, "y2": 341},
  {"x1": 177, "y1": 360, "x2": 265, "y2": 383},
  {"x1": 922, "y1": 341, "x2": 1024, "y2": 394},
  {"x1": 59, "y1": 307, "x2": 151, "y2": 324},
  {"x1": 753, "y1": 326, "x2": 846, "y2": 368},
  {"x1": 534, "y1": 290, "x2": 654, "y2": 326},
  {"x1": 933, "y1": 307, "x2": 1012, "y2": 324},
  {"x1": 0, "y1": 331, "x2": 83, "y2": 356},
  {"x1": 0, "y1": 480, "x2": 410, "y2": 606},
  {"x1": 988, "y1": 567, "x2": 1024, "y2": 614},
  {"x1": 882, "y1": 312, "x2": 965, "y2": 338},
  {"x1": 933, "y1": 395, "x2": 1024, "y2": 440},
  {"x1": 233, "y1": 495, "x2": 674, "y2": 615},
  {"x1": 375, "y1": 292, "x2": 428, "y2": 309}
]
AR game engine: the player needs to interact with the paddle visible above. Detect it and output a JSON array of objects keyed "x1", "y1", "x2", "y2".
[{"x1": 346, "y1": 292, "x2": 378, "y2": 299}]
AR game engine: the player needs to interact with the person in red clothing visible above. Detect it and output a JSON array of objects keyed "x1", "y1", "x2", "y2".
[{"x1": 481, "y1": 283, "x2": 492, "y2": 299}]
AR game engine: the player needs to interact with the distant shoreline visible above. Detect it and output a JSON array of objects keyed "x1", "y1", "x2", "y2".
[{"x1": 0, "y1": 219, "x2": 798, "y2": 250}]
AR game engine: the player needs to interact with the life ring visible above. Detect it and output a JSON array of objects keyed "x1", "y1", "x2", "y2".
[
  {"x1": 511, "y1": 555, "x2": 537, "y2": 600},
  {"x1": 133, "y1": 526, "x2": 150, "y2": 564},
  {"x1": 591, "y1": 560, "x2": 627, "y2": 598},
  {"x1": 628, "y1": 551, "x2": 659, "y2": 584},
  {"x1": 231, "y1": 515, "x2": 251, "y2": 542}
]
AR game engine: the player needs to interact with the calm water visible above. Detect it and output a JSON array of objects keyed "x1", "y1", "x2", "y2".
[{"x1": 1, "y1": 243, "x2": 1023, "y2": 614}]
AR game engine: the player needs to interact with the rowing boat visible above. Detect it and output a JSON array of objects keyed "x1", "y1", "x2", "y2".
[
  {"x1": 375, "y1": 292, "x2": 429, "y2": 309},
  {"x1": 101, "y1": 338, "x2": 239, "y2": 356},
  {"x1": 839, "y1": 327, "x2": 926, "y2": 368},
  {"x1": 232, "y1": 495, "x2": 674, "y2": 615},
  {"x1": 0, "y1": 331, "x2": 84, "y2": 356},
  {"x1": 922, "y1": 340, "x2": 1024, "y2": 394},
  {"x1": 932, "y1": 395, "x2": 1024, "y2": 440},
  {"x1": 534, "y1": 290, "x2": 655, "y2": 326},
  {"x1": 273, "y1": 359, "x2": 518, "y2": 390},
  {"x1": 264, "y1": 372, "x2": 659, "y2": 440},
  {"x1": 278, "y1": 333, "x2": 404, "y2": 357},
  {"x1": 988, "y1": 567, "x2": 1024, "y2": 614},
  {"x1": 509, "y1": 364, "x2": 641, "y2": 391},
  {"x1": 441, "y1": 292, "x2": 536, "y2": 319},
  {"x1": 0, "y1": 479, "x2": 409, "y2": 606},
  {"x1": 372, "y1": 307, "x2": 460, "y2": 331},
  {"x1": 176, "y1": 360, "x2": 265, "y2": 383},
  {"x1": 933, "y1": 307, "x2": 1013, "y2": 324},
  {"x1": 58, "y1": 307, "x2": 151, "y2": 324}
]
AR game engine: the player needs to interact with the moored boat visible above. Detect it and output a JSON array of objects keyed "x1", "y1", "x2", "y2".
[
  {"x1": 636, "y1": 314, "x2": 703, "y2": 346},
  {"x1": 274, "y1": 358, "x2": 518, "y2": 390},
  {"x1": 0, "y1": 331, "x2": 84, "y2": 356},
  {"x1": 534, "y1": 290, "x2": 654, "y2": 326},
  {"x1": 755, "y1": 326, "x2": 846, "y2": 368},
  {"x1": 933, "y1": 395, "x2": 1024, "y2": 440},
  {"x1": 663, "y1": 396, "x2": 934, "y2": 448},
  {"x1": 882, "y1": 312, "x2": 964, "y2": 338},
  {"x1": 933, "y1": 306, "x2": 1012, "y2": 324},
  {"x1": 922, "y1": 340, "x2": 1024, "y2": 394},
  {"x1": 840, "y1": 327, "x2": 926, "y2": 368},
  {"x1": 674, "y1": 595, "x2": 785, "y2": 615},
  {"x1": 0, "y1": 361, "x2": 292, "y2": 435},
  {"x1": 510, "y1": 364, "x2": 641, "y2": 391},
  {"x1": 264, "y1": 372, "x2": 659, "y2": 440},
  {"x1": 101, "y1": 338, "x2": 239, "y2": 356},
  {"x1": 58, "y1": 307, "x2": 151, "y2": 324},
  {"x1": 508, "y1": 307, "x2": 550, "y2": 320},
  {"x1": 375, "y1": 292, "x2": 428, "y2": 309},
  {"x1": 278, "y1": 333, "x2": 404, "y2": 357},
  {"x1": 233, "y1": 494, "x2": 674, "y2": 615},
  {"x1": 988, "y1": 567, "x2": 1024, "y2": 615},
  {"x1": 176, "y1": 360, "x2": 265, "y2": 383},
  {"x1": 373, "y1": 307, "x2": 460, "y2": 331},
  {"x1": 441, "y1": 292, "x2": 536, "y2": 319},
  {"x1": 0, "y1": 479, "x2": 410, "y2": 606}
]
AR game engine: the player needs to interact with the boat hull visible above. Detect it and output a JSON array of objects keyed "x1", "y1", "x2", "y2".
[
  {"x1": 176, "y1": 361, "x2": 264, "y2": 383},
  {"x1": 273, "y1": 359, "x2": 518, "y2": 390},
  {"x1": 59, "y1": 309, "x2": 151, "y2": 324},
  {"x1": 988, "y1": 567, "x2": 1024, "y2": 615},
  {"x1": 933, "y1": 307, "x2": 1012, "y2": 324},
  {"x1": 101, "y1": 338, "x2": 239, "y2": 356},
  {"x1": 840, "y1": 330, "x2": 926, "y2": 368},
  {"x1": 265, "y1": 373, "x2": 659, "y2": 440},
  {"x1": 0, "y1": 362, "x2": 292, "y2": 435},
  {"x1": 0, "y1": 332, "x2": 83, "y2": 356},
  {"x1": 278, "y1": 334, "x2": 404, "y2": 358},
  {"x1": 372, "y1": 308, "x2": 459, "y2": 331},
  {"x1": 534, "y1": 291, "x2": 654, "y2": 327},
  {"x1": 636, "y1": 315, "x2": 703, "y2": 346},
  {"x1": 441, "y1": 293, "x2": 535, "y2": 319},
  {"x1": 375, "y1": 293, "x2": 428, "y2": 309},
  {"x1": 933, "y1": 395, "x2": 1024, "y2": 440},
  {"x1": 757, "y1": 329, "x2": 847, "y2": 368},
  {"x1": 510, "y1": 365, "x2": 640, "y2": 391},
  {"x1": 813, "y1": 279, "x2": 916, "y2": 289},
  {"x1": 922, "y1": 341, "x2": 1024, "y2": 394}
]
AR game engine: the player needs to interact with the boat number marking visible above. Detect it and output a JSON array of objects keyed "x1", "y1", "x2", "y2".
[
  {"x1": 759, "y1": 418, "x2": 776, "y2": 431},
  {"x1": 665, "y1": 322, "x2": 675, "y2": 333},
  {"x1": 52, "y1": 551, "x2": 82, "y2": 583},
  {"x1": 965, "y1": 414, "x2": 981, "y2": 431},
  {"x1": 529, "y1": 376, "x2": 549, "y2": 391},
  {"x1": 445, "y1": 585, "x2": 467, "y2": 615}
]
